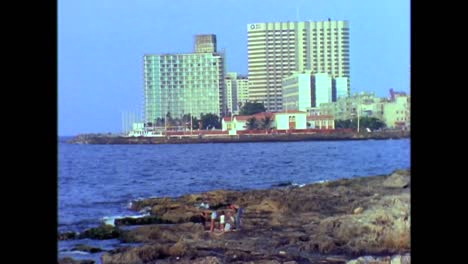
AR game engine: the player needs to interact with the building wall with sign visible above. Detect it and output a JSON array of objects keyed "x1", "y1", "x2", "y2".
[{"x1": 247, "y1": 20, "x2": 350, "y2": 112}]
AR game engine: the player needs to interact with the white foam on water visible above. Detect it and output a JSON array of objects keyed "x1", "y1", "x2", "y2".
[
  {"x1": 67, "y1": 250, "x2": 90, "y2": 255},
  {"x1": 291, "y1": 183, "x2": 306, "y2": 188},
  {"x1": 101, "y1": 212, "x2": 150, "y2": 226},
  {"x1": 315, "y1": 180, "x2": 329, "y2": 184}
]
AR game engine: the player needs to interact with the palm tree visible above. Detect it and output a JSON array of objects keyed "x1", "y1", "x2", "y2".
[
  {"x1": 260, "y1": 116, "x2": 273, "y2": 130},
  {"x1": 246, "y1": 117, "x2": 258, "y2": 130}
]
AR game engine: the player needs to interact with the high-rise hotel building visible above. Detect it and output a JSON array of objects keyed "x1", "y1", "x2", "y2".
[
  {"x1": 144, "y1": 35, "x2": 226, "y2": 123},
  {"x1": 247, "y1": 20, "x2": 350, "y2": 111},
  {"x1": 225, "y1": 72, "x2": 249, "y2": 114}
]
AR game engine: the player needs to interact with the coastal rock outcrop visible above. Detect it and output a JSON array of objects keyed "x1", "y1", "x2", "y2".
[
  {"x1": 345, "y1": 254, "x2": 411, "y2": 264},
  {"x1": 58, "y1": 257, "x2": 95, "y2": 264},
  {"x1": 383, "y1": 170, "x2": 410, "y2": 188},
  {"x1": 101, "y1": 169, "x2": 411, "y2": 263}
]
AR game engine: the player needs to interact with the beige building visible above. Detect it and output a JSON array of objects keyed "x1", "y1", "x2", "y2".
[
  {"x1": 383, "y1": 93, "x2": 410, "y2": 129},
  {"x1": 307, "y1": 115, "x2": 335, "y2": 129},
  {"x1": 319, "y1": 92, "x2": 384, "y2": 121},
  {"x1": 221, "y1": 111, "x2": 311, "y2": 131},
  {"x1": 194, "y1": 34, "x2": 217, "y2": 53},
  {"x1": 225, "y1": 72, "x2": 249, "y2": 114},
  {"x1": 247, "y1": 20, "x2": 350, "y2": 112}
]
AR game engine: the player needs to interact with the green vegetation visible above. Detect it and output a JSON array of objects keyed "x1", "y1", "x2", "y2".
[
  {"x1": 200, "y1": 113, "x2": 221, "y2": 129},
  {"x1": 246, "y1": 117, "x2": 259, "y2": 130},
  {"x1": 335, "y1": 117, "x2": 386, "y2": 131},
  {"x1": 260, "y1": 116, "x2": 273, "y2": 129},
  {"x1": 239, "y1": 102, "x2": 266, "y2": 115}
]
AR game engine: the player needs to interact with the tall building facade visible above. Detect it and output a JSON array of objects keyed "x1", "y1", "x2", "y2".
[
  {"x1": 225, "y1": 72, "x2": 249, "y2": 114},
  {"x1": 247, "y1": 20, "x2": 350, "y2": 111},
  {"x1": 283, "y1": 71, "x2": 347, "y2": 112},
  {"x1": 237, "y1": 75, "x2": 249, "y2": 107},
  {"x1": 194, "y1": 34, "x2": 217, "y2": 53},
  {"x1": 225, "y1": 72, "x2": 238, "y2": 114},
  {"x1": 333, "y1": 77, "x2": 348, "y2": 100},
  {"x1": 144, "y1": 52, "x2": 225, "y2": 122}
]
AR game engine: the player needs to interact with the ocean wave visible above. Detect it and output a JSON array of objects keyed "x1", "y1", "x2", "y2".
[
  {"x1": 65, "y1": 250, "x2": 90, "y2": 255},
  {"x1": 101, "y1": 213, "x2": 150, "y2": 226},
  {"x1": 314, "y1": 180, "x2": 329, "y2": 184}
]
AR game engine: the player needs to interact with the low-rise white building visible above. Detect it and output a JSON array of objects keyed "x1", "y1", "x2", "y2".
[
  {"x1": 221, "y1": 111, "x2": 334, "y2": 132},
  {"x1": 307, "y1": 115, "x2": 335, "y2": 129},
  {"x1": 274, "y1": 111, "x2": 308, "y2": 130}
]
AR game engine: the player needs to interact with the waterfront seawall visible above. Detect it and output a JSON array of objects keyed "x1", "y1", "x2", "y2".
[{"x1": 68, "y1": 130, "x2": 410, "y2": 144}]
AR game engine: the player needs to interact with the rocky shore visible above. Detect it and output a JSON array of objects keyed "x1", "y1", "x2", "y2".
[
  {"x1": 59, "y1": 169, "x2": 411, "y2": 264},
  {"x1": 67, "y1": 130, "x2": 409, "y2": 145}
]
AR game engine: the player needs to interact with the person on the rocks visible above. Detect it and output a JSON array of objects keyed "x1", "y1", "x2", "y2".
[
  {"x1": 200, "y1": 211, "x2": 210, "y2": 229},
  {"x1": 219, "y1": 211, "x2": 225, "y2": 232},
  {"x1": 225, "y1": 211, "x2": 235, "y2": 231},
  {"x1": 230, "y1": 204, "x2": 243, "y2": 231},
  {"x1": 210, "y1": 210, "x2": 217, "y2": 232}
]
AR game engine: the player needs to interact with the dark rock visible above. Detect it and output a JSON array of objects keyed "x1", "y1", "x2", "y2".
[
  {"x1": 58, "y1": 257, "x2": 95, "y2": 264},
  {"x1": 58, "y1": 231, "x2": 78, "y2": 240},
  {"x1": 72, "y1": 244, "x2": 103, "y2": 253},
  {"x1": 79, "y1": 224, "x2": 121, "y2": 240},
  {"x1": 114, "y1": 215, "x2": 173, "y2": 226}
]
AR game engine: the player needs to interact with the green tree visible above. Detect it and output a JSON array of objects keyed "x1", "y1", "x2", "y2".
[
  {"x1": 165, "y1": 112, "x2": 173, "y2": 127},
  {"x1": 200, "y1": 113, "x2": 221, "y2": 129},
  {"x1": 155, "y1": 118, "x2": 164, "y2": 127},
  {"x1": 246, "y1": 117, "x2": 259, "y2": 130},
  {"x1": 239, "y1": 102, "x2": 266, "y2": 115},
  {"x1": 191, "y1": 116, "x2": 200, "y2": 130},
  {"x1": 336, "y1": 117, "x2": 386, "y2": 130},
  {"x1": 359, "y1": 117, "x2": 386, "y2": 131},
  {"x1": 336, "y1": 119, "x2": 353, "y2": 129},
  {"x1": 260, "y1": 116, "x2": 273, "y2": 129}
]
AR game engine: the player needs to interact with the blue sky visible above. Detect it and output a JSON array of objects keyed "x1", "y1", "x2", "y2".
[{"x1": 58, "y1": 0, "x2": 410, "y2": 136}]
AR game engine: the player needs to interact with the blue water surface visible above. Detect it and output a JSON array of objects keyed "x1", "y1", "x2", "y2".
[{"x1": 58, "y1": 138, "x2": 410, "y2": 233}]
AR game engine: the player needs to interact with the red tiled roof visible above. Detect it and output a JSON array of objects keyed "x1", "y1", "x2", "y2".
[{"x1": 234, "y1": 116, "x2": 251, "y2": 121}]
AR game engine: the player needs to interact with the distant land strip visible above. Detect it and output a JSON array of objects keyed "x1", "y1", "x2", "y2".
[{"x1": 68, "y1": 131, "x2": 410, "y2": 144}]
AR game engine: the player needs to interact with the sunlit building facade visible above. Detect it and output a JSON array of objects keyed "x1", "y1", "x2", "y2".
[
  {"x1": 247, "y1": 20, "x2": 350, "y2": 111},
  {"x1": 144, "y1": 52, "x2": 226, "y2": 122},
  {"x1": 282, "y1": 71, "x2": 348, "y2": 112},
  {"x1": 225, "y1": 72, "x2": 249, "y2": 114}
]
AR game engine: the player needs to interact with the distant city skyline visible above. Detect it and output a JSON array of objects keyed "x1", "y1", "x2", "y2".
[{"x1": 59, "y1": 0, "x2": 410, "y2": 136}]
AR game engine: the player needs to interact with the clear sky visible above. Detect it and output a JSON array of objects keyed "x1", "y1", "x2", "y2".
[{"x1": 58, "y1": 0, "x2": 410, "y2": 136}]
